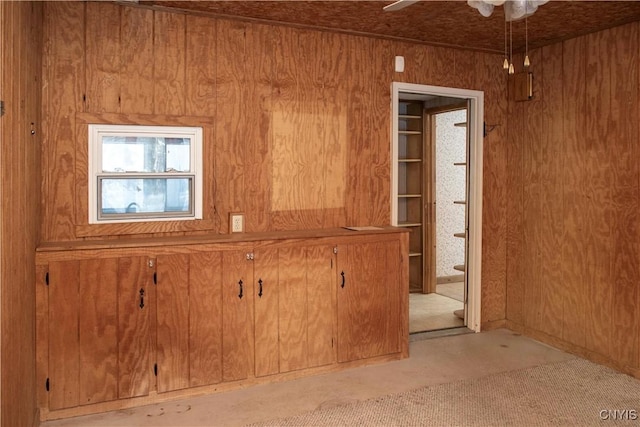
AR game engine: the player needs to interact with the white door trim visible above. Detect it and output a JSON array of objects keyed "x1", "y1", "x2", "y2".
[{"x1": 390, "y1": 82, "x2": 483, "y2": 333}]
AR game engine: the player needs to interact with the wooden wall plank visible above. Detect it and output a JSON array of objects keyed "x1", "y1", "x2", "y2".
[
  {"x1": 561, "y1": 35, "x2": 588, "y2": 349},
  {"x1": 185, "y1": 15, "x2": 216, "y2": 117},
  {"x1": 156, "y1": 254, "x2": 190, "y2": 392},
  {"x1": 78, "y1": 258, "x2": 118, "y2": 405},
  {"x1": 117, "y1": 257, "x2": 151, "y2": 399},
  {"x1": 215, "y1": 20, "x2": 247, "y2": 233},
  {"x1": 120, "y1": 7, "x2": 154, "y2": 115},
  {"x1": 41, "y1": 1, "x2": 85, "y2": 241},
  {"x1": 538, "y1": 42, "x2": 564, "y2": 338},
  {"x1": 154, "y1": 11, "x2": 186, "y2": 116},
  {"x1": 584, "y1": 29, "x2": 613, "y2": 357},
  {"x1": 278, "y1": 247, "x2": 308, "y2": 373},
  {"x1": 189, "y1": 252, "x2": 223, "y2": 387},
  {"x1": 609, "y1": 22, "x2": 640, "y2": 368},
  {"x1": 85, "y1": 2, "x2": 121, "y2": 113}
]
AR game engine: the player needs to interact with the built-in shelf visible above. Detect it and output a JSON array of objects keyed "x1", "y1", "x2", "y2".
[
  {"x1": 398, "y1": 130, "x2": 422, "y2": 135},
  {"x1": 399, "y1": 194, "x2": 421, "y2": 198},
  {"x1": 409, "y1": 252, "x2": 422, "y2": 257},
  {"x1": 453, "y1": 232, "x2": 466, "y2": 238},
  {"x1": 399, "y1": 222, "x2": 422, "y2": 227},
  {"x1": 398, "y1": 158, "x2": 422, "y2": 163},
  {"x1": 454, "y1": 122, "x2": 467, "y2": 127},
  {"x1": 399, "y1": 114, "x2": 422, "y2": 119},
  {"x1": 453, "y1": 264, "x2": 466, "y2": 272},
  {"x1": 453, "y1": 200, "x2": 466, "y2": 205},
  {"x1": 453, "y1": 162, "x2": 466, "y2": 166}
]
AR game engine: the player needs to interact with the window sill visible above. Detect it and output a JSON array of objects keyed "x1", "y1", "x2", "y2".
[{"x1": 75, "y1": 219, "x2": 217, "y2": 238}]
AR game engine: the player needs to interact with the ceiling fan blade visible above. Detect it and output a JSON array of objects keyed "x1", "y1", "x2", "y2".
[{"x1": 383, "y1": 0, "x2": 420, "y2": 12}]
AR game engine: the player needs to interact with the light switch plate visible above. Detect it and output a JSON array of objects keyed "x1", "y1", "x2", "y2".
[{"x1": 230, "y1": 213, "x2": 244, "y2": 233}]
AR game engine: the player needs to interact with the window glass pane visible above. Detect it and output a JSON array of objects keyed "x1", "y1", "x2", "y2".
[
  {"x1": 100, "y1": 177, "x2": 192, "y2": 216},
  {"x1": 102, "y1": 136, "x2": 191, "y2": 173}
]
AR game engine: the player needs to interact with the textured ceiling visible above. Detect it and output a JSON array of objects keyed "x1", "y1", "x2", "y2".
[{"x1": 140, "y1": 1, "x2": 640, "y2": 53}]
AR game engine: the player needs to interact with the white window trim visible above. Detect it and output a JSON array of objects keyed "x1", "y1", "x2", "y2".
[{"x1": 88, "y1": 124, "x2": 203, "y2": 224}]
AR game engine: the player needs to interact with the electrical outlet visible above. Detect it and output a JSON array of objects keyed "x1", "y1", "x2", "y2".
[{"x1": 230, "y1": 213, "x2": 244, "y2": 233}]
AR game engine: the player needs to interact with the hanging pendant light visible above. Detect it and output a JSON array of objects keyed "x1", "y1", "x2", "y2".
[
  {"x1": 503, "y1": 18, "x2": 509, "y2": 70},
  {"x1": 523, "y1": 7, "x2": 531, "y2": 67},
  {"x1": 508, "y1": 20, "x2": 515, "y2": 74}
]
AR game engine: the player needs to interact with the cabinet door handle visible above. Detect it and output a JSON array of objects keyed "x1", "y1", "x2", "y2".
[
  {"x1": 238, "y1": 279, "x2": 244, "y2": 299},
  {"x1": 258, "y1": 278, "x2": 263, "y2": 298},
  {"x1": 139, "y1": 288, "x2": 145, "y2": 309},
  {"x1": 340, "y1": 271, "x2": 345, "y2": 288}
]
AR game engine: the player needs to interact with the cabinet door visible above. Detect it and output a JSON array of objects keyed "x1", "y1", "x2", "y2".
[
  {"x1": 306, "y1": 245, "x2": 335, "y2": 368},
  {"x1": 337, "y1": 240, "x2": 401, "y2": 362},
  {"x1": 189, "y1": 252, "x2": 223, "y2": 387},
  {"x1": 222, "y1": 250, "x2": 254, "y2": 382},
  {"x1": 254, "y1": 248, "x2": 279, "y2": 377},
  {"x1": 156, "y1": 254, "x2": 190, "y2": 393},
  {"x1": 49, "y1": 258, "x2": 120, "y2": 409},
  {"x1": 117, "y1": 256, "x2": 153, "y2": 399}
]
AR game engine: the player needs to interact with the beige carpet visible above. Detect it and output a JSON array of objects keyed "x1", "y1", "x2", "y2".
[{"x1": 250, "y1": 358, "x2": 640, "y2": 426}]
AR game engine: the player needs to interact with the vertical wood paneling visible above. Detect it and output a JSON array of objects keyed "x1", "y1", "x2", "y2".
[
  {"x1": 561, "y1": 35, "x2": 588, "y2": 349},
  {"x1": 189, "y1": 252, "x2": 223, "y2": 387},
  {"x1": 156, "y1": 254, "x2": 190, "y2": 392},
  {"x1": 42, "y1": 1, "x2": 84, "y2": 241},
  {"x1": 278, "y1": 247, "x2": 308, "y2": 373},
  {"x1": 117, "y1": 257, "x2": 151, "y2": 399},
  {"x1": 120, "y1": 7, "x2": 154, "y2": 114},
  {"x1": 584, "y1": 29, "x2": 613, "y2": 357},
  {"x1": 609, "y1": 23, "x2": 639, "y2": 367},
  {"x1": 185, "y1": 15, "x2": 216, "y2": 116},
  {"x1": 1, "y1": 2, "x2": 42, "y2": 425},
  {"x1": 78, "y1": 258, "x2": 118, "y2": 405},
  {"x1": 154, "y1": 11, "x2": 186, "y2": 116},
  {"x1": 35, "y1": 265, "x2": 49, "y2": 409},
  {"x1": 48, "y1": 261, "x2": 80, "y2": 410},
  {"x1": 254, "y1": 248, "x2": 279, "y2": 377},
  {"x1": 345, "y1": 36, "x2": 372, "y2": 225},
  {"x1": 538, "y1": 42, "x2": 564, "y2": 338},
  {"x1": 215, "y1": 20, "x2": 247, "y2": 233},
  {"x1": 85, "y1": 2, "x2": 121, "y2": 113},
  {"x1": 244, "y1": 24, "x2": 274, "y2": 232}
]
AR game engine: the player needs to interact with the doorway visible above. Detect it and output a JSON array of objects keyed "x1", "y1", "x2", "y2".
[{"x1": 391, "y1": 82, "x2": 483, "y2": 334}]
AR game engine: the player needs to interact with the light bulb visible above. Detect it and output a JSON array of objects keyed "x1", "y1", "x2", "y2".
[
  {"x1": 503, "y1": 58, "x2": 509, "y2": 69},
  {"x1": 524, "y1": 55, "x2": 530, "y2": 67},
  {"x1": 509, "y1": 63, "x2": 515, "y2": 74}
]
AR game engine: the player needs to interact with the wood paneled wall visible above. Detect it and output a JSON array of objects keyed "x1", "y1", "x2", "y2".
[
  {"x1": 41, "y1": 2, "x2": 508, "y2": 325},
  {"x1": 0, "y1": 1, "x2": 43, "y2": 426},
  {"x1": 506, "y1": 22, "x2": 640, "y2": 377}
]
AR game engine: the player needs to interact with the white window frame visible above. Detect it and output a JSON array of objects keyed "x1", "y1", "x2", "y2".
[{"x1": 88, "y1": 124, "x2": 203, "y2": 224}]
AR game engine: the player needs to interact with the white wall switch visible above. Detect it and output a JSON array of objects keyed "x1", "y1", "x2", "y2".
[
  {"x1": 395, "y1": 56, "x2": 405, "y2": 73},
  {"x1": 230, "y1": 213, "x2": 244, "y2": 233}
]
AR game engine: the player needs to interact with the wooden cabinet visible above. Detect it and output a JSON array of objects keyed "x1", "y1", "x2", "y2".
[
  {"x1": 36, "y1": 227, "x2": 407, "y2": 421},
  {"x1": 336, "y1": 239, "x2": 402, "y2": 362},
  {"x1": 47, "y1": 256, "x2": 153, "y2": 410}
]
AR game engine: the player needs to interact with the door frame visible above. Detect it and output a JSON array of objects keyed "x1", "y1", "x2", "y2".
[{"x1": 390, "y1": 82, "x2": 483, "y2": 333}]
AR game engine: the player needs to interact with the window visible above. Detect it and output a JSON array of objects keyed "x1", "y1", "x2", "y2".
[{"x1": 88, "y1": 125, "x2": 203, "y2": 224}]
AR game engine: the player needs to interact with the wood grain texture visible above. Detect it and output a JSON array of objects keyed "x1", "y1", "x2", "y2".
[
  {"x1": 78, "y1": 258, "x2": 118, "y2": 405},
  {"x1": 1, "y1": 2, "x2": 42, "y2": 425},
  {"x1": 117, "y1": 257, "x2": 151, "y2": 399},
  {"x1": 48, "y1": 261, "x2": 80, "y2": 410},
  {"x1": 189, "y1": 252, "x2": 223, "y2": 387},
  {"x1": 278, "y1": 247, "x2": 308, "y2": 373},
  {"x1": 185, "y1": 15, "x2": 216, "y2": 117},
  {"x1": 253, "y1": 248, "x2": 280, "y2": 377},
  {"x1": 306, "y1": 245, "x2": 336, "y2": 368},
  {"x1": 42, "y1": 1, "x2": 85, "y2": 241},
  {"x1": 156, "y1": 254, "x2": 190, "y2": 392},
  {"x1": 221, "y1": 250, "x2": 254, "y2": 382},
  {"x1": 120, "y1": 7, "x2": 154, "y2": 114},
  {"x1": 154, "y1": 11, "x2": 186, "y2": 116},
  {"x1": 85, "y1": 2, "x2": 121, "y2": 113}
]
